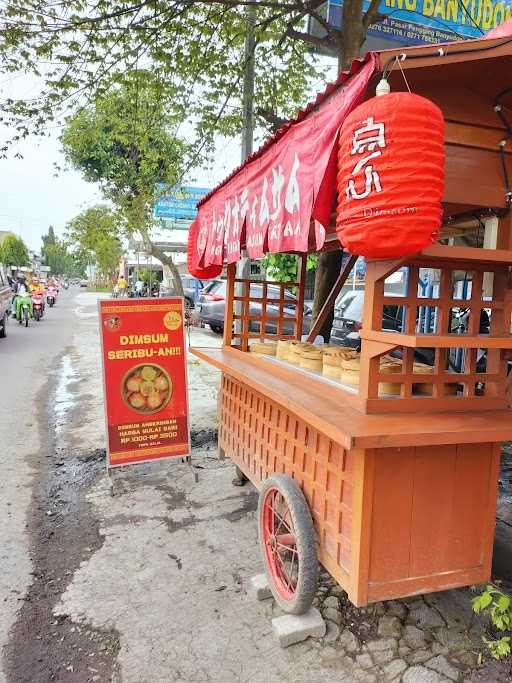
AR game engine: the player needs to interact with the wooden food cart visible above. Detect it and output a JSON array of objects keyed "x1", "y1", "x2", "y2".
[{"x1": 188, "y1": 35, "x2": 512, "y2": 612}]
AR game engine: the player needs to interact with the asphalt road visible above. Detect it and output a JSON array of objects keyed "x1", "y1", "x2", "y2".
[{"x1": 0, "y1": 288, "x2": 78, "y2": 681}]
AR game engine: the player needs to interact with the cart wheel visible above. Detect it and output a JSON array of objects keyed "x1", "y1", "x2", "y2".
[{"x1": 258, "y1": 474, "x2": 318, "y2": 615}]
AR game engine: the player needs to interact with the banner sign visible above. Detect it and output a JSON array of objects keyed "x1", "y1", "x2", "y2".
[
  {"x1": 98, "y1": 298, "x2": 190, "y2": 468},
  {"x1": 327, "y1": 0, "x2": 512, "y2": 46},
  {"x1": 190, "y1": 55, "x2": 376, "y2": 269},
  {"x1": 154, "y1": 184, "x2": 211, "y2": 220}
]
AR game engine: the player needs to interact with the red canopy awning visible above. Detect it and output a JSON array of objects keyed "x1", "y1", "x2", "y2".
[{"x1": 187, "y1": 53, "x2": 377, "y2": 276}]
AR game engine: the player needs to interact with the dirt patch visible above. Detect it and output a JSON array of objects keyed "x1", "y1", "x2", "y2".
[
  {"x1": 465, "y1": 657, "x2": 512, "y2": 682},
  {"x1": 4, "y1": 356, "x2": 121, "y2": 683},
  {"x1": 4, "y1": 446, "x2": 120, "y2": 682}
]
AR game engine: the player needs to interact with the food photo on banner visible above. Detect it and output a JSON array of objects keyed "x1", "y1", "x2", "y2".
[{"x1": 98, "y1": 298, "x2": 190, "y2": 468}]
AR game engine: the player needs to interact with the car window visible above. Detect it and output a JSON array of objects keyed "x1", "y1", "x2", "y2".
[
  {"x1": 202, "y1": 280, "x2": 223, "y2": 294},
  {"x1": 336, "y1": 292, "x2": 357, "y2": 311},
  {"x1": 201, "y1": 281, "x2": 217, "y2": 293},
  {"x1": 341, "y1": 293, "x2": 364, "y2": 321},
  {"x1": 211, "y1": 281, "x2": 227, "y2": 296}
]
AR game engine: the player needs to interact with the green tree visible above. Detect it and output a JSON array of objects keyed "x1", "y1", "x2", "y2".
[
  {"x1": 40, "y1": 226, "x2": 78, "y2": 275},
  {"x1": 60, "y1": 72, "x2": 189, "y2": 294},
  {"x1": 0, "y1": 0, "x2": 385, "y2": 336},
  {"x1": 66, "y1": 205, "x2": 123, "y2": 282},
  {"x1": 0, "y1": 234, "x2": 29, "y2": 269}
]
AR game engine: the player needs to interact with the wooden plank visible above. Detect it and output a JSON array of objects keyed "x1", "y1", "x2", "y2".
[
  {"x1": 189, "y1": 347, "x2": 512, "y2": 447},
  {"x1": 296, "y1": 255, "x2": 307, "y2": 341},
  {"x1": 367, "y1": 565, "x2": 489, "y2": 603},
  {"x1": 368, "y1": 447, "x2": 414, "y2": 584},
  {"x1": 445, "y1": 443, "x2": 495, "y2": 571},
  {"x1": 445, "y1": 120, "x2": 512, "y2": 154},
  {"x1": 482, "y1": 444, "x2": 502, "y2": 579},
  {"x1": 365, "y1": 395, "x2": 507, "y2": 414},
  {"x1": 360, "y1": 329, "x2": 512, "y2": 349},
  {"x1": 420, "y1": 244, "x2": 512, "y2": 265},
  {"x1": 306, "y1": 254, "x2": 357, "y2": 343},
  {"x1": 349, "y1": 448, "x2": 375, "y2": 606},
  {"x1": 376, "y1": 36, "x2": 512, "y2": 72},
  {"x1": 224, "y1": 263, "x2": 236, "y2": 347},
  {"x1": 409, "y1": 445, "x2": 457, "y2": 577},
  {"x1": 444, "y1": 144, "x2": 511, "y2": 208}
]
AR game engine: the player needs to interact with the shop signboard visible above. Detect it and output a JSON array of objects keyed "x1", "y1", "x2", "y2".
[
  {"x1": 98, "y1": 297, "x2": 190, "y2": 467},
  {"x1": 316, "y1": 0, "x2": 511, "y2": 46},
  {"x1": 154, "y1": 184, "x2": 211, "y2": 220}
]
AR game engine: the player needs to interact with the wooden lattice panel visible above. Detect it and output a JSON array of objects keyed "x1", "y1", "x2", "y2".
[
  {"x1": 224, "y1": 260, "x2": 307, "y2": 351},
  {"x1": 360, "y1": 256, "x2": 512, "y2": 412},
  {"x1": 219, "y1": 374, "x2": 354, "y2": 574}
]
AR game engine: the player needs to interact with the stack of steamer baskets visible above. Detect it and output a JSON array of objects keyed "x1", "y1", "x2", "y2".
[{"x1": 249, "y1": 340, "x2": 439, "y2": 397}]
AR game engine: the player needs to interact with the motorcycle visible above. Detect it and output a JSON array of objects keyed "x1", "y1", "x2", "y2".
[
  {"x1": 32, "y1": 292, "x2": 44, "y2": 321},
  {"x1": 16, "y1": 294, "x2": 32, "y2": 327},
  {"x1": 46, "y1": 286, "x2": 57, "y2": 307},
  {"x1": 63, "y1": 281, "x2": 69, "y2": 290}
]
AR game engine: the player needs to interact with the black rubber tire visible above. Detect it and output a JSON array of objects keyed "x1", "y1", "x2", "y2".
[
  {"x1": 258, "y1": 474, "x2": 318, "y2": 615},
  {"x1": 0, "y1": 313, "x2": 6, "y2": 338},
  {"x1": 24, "y1": 309, "x2": 29, "y2": 327},
  {"x1": 209, "y1": 324, "x2": 223, "y2": 334},
  {"x1": 34, "y1": 309, "x2": 40, "y2": 321}
]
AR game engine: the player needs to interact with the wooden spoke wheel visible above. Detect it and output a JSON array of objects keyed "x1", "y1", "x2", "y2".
[{"x1": 258, "y1": 474, "x2": 318, "y2": 614}]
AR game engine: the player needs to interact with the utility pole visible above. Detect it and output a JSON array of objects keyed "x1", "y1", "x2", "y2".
[
  {"x1": 235, "y1": 3, "x2": 256, "y2": 337},
  {"x1": 241, "y1": 4, "x2": 256, "y2": 163}
]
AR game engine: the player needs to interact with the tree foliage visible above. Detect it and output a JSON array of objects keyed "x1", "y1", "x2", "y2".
[
  {"x1": 0, "y1": 0, "x2": 383, "y2": 332},
  {"x1": 0, "y1": 1, "x2": 374, "y2": 152},
  {"x1": 41, "y1": 225, "x2": 85, "y2": 276},
  {"x1": 66, "y1": 205, "x2": 123, "y2": 280},
  {"x1": 263, "y1": 253, "x2": 317, "y2": 284},
  {"x1": 60, "y1": 71, "x2": 190, "y2": 292},
  {"x1": 0, "y1": 233, "x2": 29, "y2": 268}
]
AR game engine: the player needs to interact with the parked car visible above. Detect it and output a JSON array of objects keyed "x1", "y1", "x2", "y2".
[
  {"x1": 198, "y1": 280, "x2": 311, "y2": 335},
  {"x1": 0, "y1": 266, "x2": 11, "y2": 339},
  {"x1": 331, "y1": 291, "x2": 404, "y2": 349},
  {"x1": 79, "y1": 279, "x2": 89, "y2": 288},
  {"x1": 160, "y1": 274, "x2": 206, "y2": 310}
]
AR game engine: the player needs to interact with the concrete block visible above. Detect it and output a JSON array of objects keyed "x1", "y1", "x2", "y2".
[
  {"x1": 249, "y1": 574, "x2": 272, "y2": 601},
  {"x1": 272, "y1": 608, "x2": 326, "y2": 648}
]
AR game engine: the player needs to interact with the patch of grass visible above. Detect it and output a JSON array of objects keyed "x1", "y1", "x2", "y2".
[{"x1": 86, "y1": 286, "x2": 112, "y2": 293}]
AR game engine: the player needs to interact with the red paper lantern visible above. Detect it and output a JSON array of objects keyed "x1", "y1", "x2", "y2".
[
  {"x1": 187, "y1": 217, "x2": 222, "y2": 279},
  {"x1": 336, "y1": 92, "x2": 445, "y2": 259}
]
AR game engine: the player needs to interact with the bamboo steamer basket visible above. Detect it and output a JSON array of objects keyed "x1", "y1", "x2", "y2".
[
  {"x1": 322, "y1": 346, "x2": 354, "y2": 359},
  {"x1": 322, "y1": 357, "x2": 341, "y2": 379},
  {"x1": 322, "y1": 348, "x2": 347, "y2": 379},
  {"x1": 411, "y1": 362, "x2": 445, "y2": 395},
  {"x1": 340, "y1": 355, "x2": 361, "y2": 387},
  {"x1": 288, "y1": 342, "x2": 313, "y2": 365},
  {"x1": 250, "y1": 342, "x2": 277, "y2": 357},
  {"x1": 276, "y1": 339, "x2": 293, "y2": 361},
  {"x1": 299, "y1": 349, "x2": 323, "y2": 371},
  {"x1": 378, "y1": 360, "x2": 402, "y2": 396}
]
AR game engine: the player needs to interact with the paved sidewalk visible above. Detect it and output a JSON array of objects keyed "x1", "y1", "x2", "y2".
[{"x1": 17, "y1": 294, "x2": 509, "y2": 681}]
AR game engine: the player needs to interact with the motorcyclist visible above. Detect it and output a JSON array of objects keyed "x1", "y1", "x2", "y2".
[{"x1": 14, "y1": 277, "x2": 33, "y2": 321}]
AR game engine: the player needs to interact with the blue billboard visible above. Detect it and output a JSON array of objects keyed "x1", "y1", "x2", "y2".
[
  {"x1": 154, "y1": 185, "x2": 211, "y2": 220},
  {"x1": 327, "y1": 0, "x2": 512, "y2": 45}
]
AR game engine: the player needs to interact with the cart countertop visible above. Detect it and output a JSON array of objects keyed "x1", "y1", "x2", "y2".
[{"x1": 191, "y1": 346, "x2": 512, "y2": 450}]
